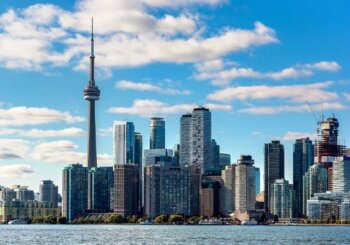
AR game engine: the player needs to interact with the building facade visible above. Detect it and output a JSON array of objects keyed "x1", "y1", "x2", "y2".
[
  {"x1": 88, "y1": 167, "x2": 114, "y2": 212},
  {"x1": 39, "y1": 180, "x2": 58, "y2": 207},
  {"x1": 264, "y1": 140, "x2": 285, "y2": 212},
  {"x1": 210, "y1": 139, "x2": 220, "y2": 170},
  {"x1": 332, "y1": 156, "x2": 350, "y2": 192},
  {"x1": 293, "y1": 137, "x2": 314, "y2": 218},
  {"x1": 144, "y1": 165, "x2": 201, "y2": 218},
  {"x1": 114, "y1": 164, "x2": 139, "y2": 217},
  {"x1": 221, "y1": 164, "x2": 236, "y2": 214},
  {"x1": 235, "y1": 155, "x2": 256, "y2": 212},
  {"x1": 62, "y1": 164, "x2": 89, "y2": 223},
  {"x1": 113, "y1": 121, "x2": 135, "y2": 164},
  {"x1": 270, "y1": 179, "x2": 293, "y2": 219},
  {"x1": 179, "y1": 113, "x2": 192, "y2": 166},
  {"x1": 150, "y1": 117, "x2": 165, "y2": 149}
]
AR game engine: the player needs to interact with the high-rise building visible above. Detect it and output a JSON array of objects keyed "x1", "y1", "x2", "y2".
[
  {"x1": 62, "y1": 164, "x2": 88, "y2": 223},
  {"x1": 88, "y1": 167, "x2": 114, "y2": 212},
  {"x1": 0, "y1": 187, "x2": 16, "y2": 201},
  {"x1": 264, "y1": 140, "x2": 284, "y2": 212},
  {"x1": 293, "y1": 138, "x2": 314, "y2": 217},
  {"x1": 314, "y1": 116, "x2": 345, "y2": 191},
  {"x1": 333, "y1": 156, "x2": 350, "y2": 192},
  {"x1": 84, "y1": 19, "x2": 100, "y2": 169},
  {"x1": 179, "y1": 113, "x2": 192, "y2": 166},
  {"x1": 150, "y1": 117, "x2": 165, "y2": 149},
  {"x1": 221, "y1": 164, "x2": 236, "y2": 213},
  {"x1": 303, "y1": 164, "x2": 328, "y2": 215},
  {"x1": 254, "y1": 167, "x2": 260, "y2": 196},
  {"x1": 270, "y1": 179, "x2": 293, "y2": 219},
  {"x1": 143, "y1": 149, "x2": 175, "y2": 167},
  {"x1": 144, "y1": 165, "x2": 200, "y2": 218},
  {"x1": 200, "y1": 180, "x2": 221, "y2": 218},
  {"x1": 134, "y1": 132, "x2": 143, "y2": 212},
  {"x1": 39, "y1": 180, "x2": 58, "y2": 207},
  {"x1": 12, "y1": 186, "x2": 35, "y2": 202},
  {"x1": 179, "y1": 107, "x2": 211, "y2": 172},
  {"x1": 173, "y1": 144, "x2": 180, "y2": 166},
  {"x1": 114, "y1": 164, "x2": 139, "y2": 217},
  {"x1": 210, "y1": 139, "x2": 220, "y2": 170},
  {"x1": 113, "y1": 121, "x2": 135, "y2": 164},
  {"x1": 219, "y1": 153, "x2": 231, "y2": 170},
  {"x1": 235, "y1": 155, "x2": 256, "y2": 212}
]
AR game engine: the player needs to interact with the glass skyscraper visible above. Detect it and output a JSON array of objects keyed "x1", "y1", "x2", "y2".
[
  {"x1": 264, "y1": 140, "x2": 284, "y2": 213},
  {"x1": 113, "y1": 121, "x2": 135, "y2": 164},
  {"x1": 179, "y1": 107, "x2": 211, "y2": 173},
  {"x1": 293, "y1": 137, "x2": 314, "y2": 217},
  {"x1": 39, "y1": 180, "x2": 58, "y2": 207},
  {"x1": 150, "y1": 117, "x2": 165, "y2": 149}
]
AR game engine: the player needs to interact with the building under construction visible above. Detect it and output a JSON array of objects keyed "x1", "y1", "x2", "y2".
[{"x1": 314, "y1": 115, "x2": 346, "y2": 191}]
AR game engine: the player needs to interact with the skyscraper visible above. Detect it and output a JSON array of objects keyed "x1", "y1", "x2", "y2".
[
  {"x1": 270, "y1": 179, "x2": 293, "y2": 219},
  {"x1": 84, "y1": 19, "x2": 100, "y2": 169},
  {"x1": 114, "y1": 164, "x2": 139, "y2": 217},
  {"x1": 254, "y1": 167, "x2": 260, "y2": 196},
  {"x1": 144, "y1": 165, "x2": 200, "y2": 218},
  {"x1": 293, "y1": 138, "x2": 314, "y2": 217},
  {"x1": 235, "y1": 155, "x2": 256, "y2": 212},
  {"x1": 113, "y1": 121, "x2": 135, "y2": 164},
  {"x1": 62, "y1": 164, "x2": 88, "y2": 223},
  {"x1": 150, "y1": 117, "x2": 165, "y2": 149},
  {"x1": 39, "y1": 180, "x2": 58, "y2": 207},
  {"x1": 179, "y1": 107, "x2": 211, "y2": 172},
  {"x1": 333, "y1": 156, "x2": 350, "y2": 192},
  {"x1": 88, "y1": 167, "x2": 114, "y2": 212},
  {"x1": 221, "y1": 164, "x2": 236, "y2": 213},
  {"x1": 210, "y1": 139, "x2": 220, "y2": 170},
  {"x1": 179, "y1": 113, "x2": 192, "y2": 166},
  {"x1": 264, "y1": 140, "x2": 284, "y2": 212},
  {"x1": 134, "y1": 132, "x2": 143, "y2": 212},
  {"x1": 219, "y1": 153, "x2": 231, "y2": 170}
]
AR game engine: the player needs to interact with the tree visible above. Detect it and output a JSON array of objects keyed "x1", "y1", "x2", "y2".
[
  {"x1": 154, "y1": 214, "x2": 169, "y2": 224},
  {"x1": 107, "y1": 214, "x2": 126, "y2": 224},
  {"x1": 169, "y1": 214, "x2": 184, "y2": 223},
  {"x1": 187, "y1": 216, "x2": 200, "y2": 224},
  {"x1": 44, "y1": 216, "x2": 57, "y2": 224},
  {"x1": 127, "y1": 215, "x2": 139, "y2": 223},
  {"x1": 33, "y1": 217, "x2": 44, "y2": 224}
]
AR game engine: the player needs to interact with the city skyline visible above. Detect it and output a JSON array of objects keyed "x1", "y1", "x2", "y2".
[{"x1": 1, "y1": 0, "x2": 350, "y2": 192}]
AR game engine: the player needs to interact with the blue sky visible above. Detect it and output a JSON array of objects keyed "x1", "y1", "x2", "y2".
[{"x1": 0, "y1": 0, "x2": 349, "y2": 192}]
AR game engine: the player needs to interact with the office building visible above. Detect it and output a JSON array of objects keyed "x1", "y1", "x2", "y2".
[
  {"x1": 264, "y1": 140, "x2": 284, "y2": 212},
  {"x1": 173, "y1": 144, "x2": 180, "y2": 165},
  {"x1": 144, "y1": 165, "x2": 200, "y2": 218},
  {"x1": 114, "y1": 164, "x2": 139, "y2": 217},
  {"x1": 0, "y1": 187, "x2": 16, "y2": 201},
  {"x1": 13, "y1": 186, "x2": 34, "y2": 202},
  {"x1": 179, "y1": 107, "x2": 212, "y2": 172},
  {"x1": 254, "y1": 167, "x2": 260, "y2": 197},
  {"x1": 62, "y1": 164, "x2": 89, "y2": 223},
  {"x1": 221, "y1": 164, "x2": 236, "y2": 213},
  {"x1": 333, "y1": 156, "x2": 350, "y2": 192},
  {"x1": 293, "y1": 137, "x2": 314, "y2": 217},
  {"x1": 84, "y1": 20, "x2": 100, "y2": 168},
  {"x1": 270, "y1": 179, "x2": 293, "y2": 219},
  {"x1": 150, "y1": 117, "x2": 165, "y2": 149},
  {"x1": 143, "y1": 149, "x2": 175, "y2": 167},
  {"x1": 341, "y1": 199, "x2": 350, "y2": 222},
  {"x1": 219, "y1": 153, "x2": 231, "y2": 170},
  {"x1": 200, "y1": 179, "x2": 221, "y2": 217},
  {"x1": 179, "y1": 113, "x2": 192, "y2": 166},
  {"x1": 134, "y1": 132, "x2": 143, "y2": 212},
  {"x1": 113, "y1": 121, "x2": 135, "y2": 164},
  {"x1": 303, "y1": 164, "x2": 328, "y2": 215},
  {"x1": 210, "y1": 139, "x2": 220, "y2": 170},
  {"x1": 235, "y1": 155, "x2": 256, "y2": 212},
  {"x1": 88, "y1": 167, "x2": 114, "y2": 211},
  {"x1": 39, "y1": 180, "x2": 58, "y2": 207}
]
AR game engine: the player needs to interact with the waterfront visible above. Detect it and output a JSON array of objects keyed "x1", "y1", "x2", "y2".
[{"x1": 1, "y1": 225, "x2": 350, "y2": 244}]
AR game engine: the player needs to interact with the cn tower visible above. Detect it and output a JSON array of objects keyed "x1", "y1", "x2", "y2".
[{"x1": 84, "y1": 18, "x2": 100, "y2": 168}]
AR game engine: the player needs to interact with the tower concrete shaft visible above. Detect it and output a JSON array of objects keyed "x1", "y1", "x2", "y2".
[{"x1": 84, "y1": 18, "x2": 100, "y2": 168}]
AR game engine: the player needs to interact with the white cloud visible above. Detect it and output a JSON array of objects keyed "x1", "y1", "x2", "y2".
[
  {"x1": 115, "y1": 80, "x2": 191, "y2": 95},
  {"x1": 0, "y1": 139, "x2": 30, "y2": 159},
  {"x1": 343, "y1": 93, "x2": 350, "y2": 102},
  {"x1": 194, "y1": 61, "x2": 341, "y2": 85},
  {"x1": 0, "y1": 164, "x2": 35, "y2": 178},
  {"x1": 108, "y1": 99, "x2": 231, "y2": 117},
  {"x1": 98, "y1": 127, "x2": 113, "y2": 137},
  {"x1": 207, "y1": 81, "x2": 337, "y2": 103},
  {"x1": 238, "y1": 102, "x2": 346, "y2": 115},
  {"x1": 282, "y1": 131, "x2": 316, "y2": 141},
  {"x1": 21, "y1": 127, "x2": 85, "y2": 138},
  {"x1": 31, "y1": 140, "x2": 112, "y2": 164},
  {"x1": 0, "y1": 106, "x2": 84, "y2": 127},
  {"x1": 0, "y1": 0, "x2": 278, "y2": 70},
  {"x1": 141, "y1": 0, "x2": 225, "y2": 7}
]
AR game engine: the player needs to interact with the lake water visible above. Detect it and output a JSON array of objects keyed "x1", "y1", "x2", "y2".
[{"x1": 0, "y1": 225, "x2": 350, "y2": 244}]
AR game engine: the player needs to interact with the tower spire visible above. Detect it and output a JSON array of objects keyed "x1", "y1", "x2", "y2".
[{"x1": 89, "y1": 17, "x2": 95, "y2": 86}]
